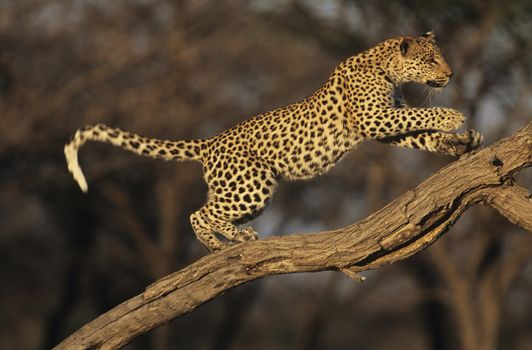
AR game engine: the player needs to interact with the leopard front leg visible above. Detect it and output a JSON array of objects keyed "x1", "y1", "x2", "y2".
[
  {"x1": 378, "y1": 129, "x2": 483, "y2": 156},
  {"x1": 360, "y1": 107, "x2": 465, "y2": 138}
]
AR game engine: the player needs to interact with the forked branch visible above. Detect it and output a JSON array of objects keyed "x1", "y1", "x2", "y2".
[{"x1": 55, "y1": 121, "x2": 531, "y2": 350}]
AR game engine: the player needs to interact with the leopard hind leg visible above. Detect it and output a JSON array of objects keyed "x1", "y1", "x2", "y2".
[
  {"x1": 190, "y1": 202, "x2": 259, "y2": 252},
  {"x1": 190, "y1": 210, "x2": 225, "y2": 252},
  {"x1": 191, "y1": 160, "x2": 278, "y2": 251}
]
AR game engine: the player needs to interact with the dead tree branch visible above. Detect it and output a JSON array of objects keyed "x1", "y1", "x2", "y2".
[{"x1": 55, "y1": 121, "x2": 531, "y2": 350}]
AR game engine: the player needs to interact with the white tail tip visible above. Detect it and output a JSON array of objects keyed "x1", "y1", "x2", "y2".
[{"x1": 64, "y1": 143, "x2": 89, "y2": 193}]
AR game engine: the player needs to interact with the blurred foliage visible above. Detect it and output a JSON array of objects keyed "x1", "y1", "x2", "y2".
[{"x1": 0, "y1": 0, "x2": 531, "y2": 349}]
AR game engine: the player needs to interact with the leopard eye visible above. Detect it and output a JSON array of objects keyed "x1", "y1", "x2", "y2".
[{"x1": 427, "y1": 58, "x2": 438, "y2": 66}]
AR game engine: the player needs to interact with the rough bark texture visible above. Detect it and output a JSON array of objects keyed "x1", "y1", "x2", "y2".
[{"x1": 55, "y1": 122, "x2": 531, "y2": 350}]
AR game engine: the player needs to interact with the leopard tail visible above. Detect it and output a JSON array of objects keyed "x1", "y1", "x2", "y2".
[{"x1": 64, "y1": 124, "x2": 208, "y2": 192}]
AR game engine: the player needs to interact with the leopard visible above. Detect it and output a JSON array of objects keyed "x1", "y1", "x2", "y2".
[{"x1": 64, "y1": 32, "x2": 483, "y2": 252}]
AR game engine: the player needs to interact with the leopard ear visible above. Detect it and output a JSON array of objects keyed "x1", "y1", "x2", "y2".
[
  {"x1": 421, "y1": 31, "x2": 436, "y2": 43},
  {"x1": 400, "y1": 38, "x2": 415, "y2": 56}
]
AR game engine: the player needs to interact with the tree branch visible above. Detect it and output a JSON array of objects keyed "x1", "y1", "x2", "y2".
[
  {"x1": 54, "y1": 122, "x2": 531, "y2": 350},
  {"x1": 482, "y1": 184, "x2": 532, "y2": 231}
]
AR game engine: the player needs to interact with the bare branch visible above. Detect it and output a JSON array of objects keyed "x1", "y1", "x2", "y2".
[
  {"x1": 482, "y1": 185, "x2": 532, "y2": 232},
  {"x1": 54, "y1": 121, "x2": 531, "y2": 350}
]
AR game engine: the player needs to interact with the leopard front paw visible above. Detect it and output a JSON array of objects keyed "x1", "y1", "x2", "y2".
[
  {"x1": 443, "y1": 129, "x2": 483, "y2": 156},
  {"x1": 464, "y1": 129, "x2": 483, "y2": 152}
]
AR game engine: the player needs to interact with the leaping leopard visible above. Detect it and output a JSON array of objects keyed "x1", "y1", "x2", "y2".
[{"x1": 65, "y1": 32, "x2": 482, "y2": 252}]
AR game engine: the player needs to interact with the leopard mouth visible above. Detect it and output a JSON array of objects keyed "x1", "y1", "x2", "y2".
[{"x1": 426, "y1": 79, "x2": 449, "y2": 88}]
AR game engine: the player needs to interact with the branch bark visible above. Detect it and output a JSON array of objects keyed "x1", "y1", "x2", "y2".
[{"x1": 55, "y1": 122, "x2": 532, "y2": 350}]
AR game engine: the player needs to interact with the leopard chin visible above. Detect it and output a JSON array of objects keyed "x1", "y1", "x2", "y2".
[{"x1": 426, "y1": 79, "x2": 449, "y2": 88}]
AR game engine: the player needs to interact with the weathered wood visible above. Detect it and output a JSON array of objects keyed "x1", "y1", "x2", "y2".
[
  {"x1": 483, "y1": 184, "x2": 532, "y2": 231},
  {"x1": 54, "y1": 122, "x2": 531, "y2": 350}
]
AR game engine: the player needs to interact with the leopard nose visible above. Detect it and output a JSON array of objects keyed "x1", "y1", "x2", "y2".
[{"x1": 446, "y1": 71, "x2": 454, "y2": 78}]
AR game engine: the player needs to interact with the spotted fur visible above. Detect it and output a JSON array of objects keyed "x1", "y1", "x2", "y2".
[{"x1": 65, "y1": 32, "x2": 482, "y2": 251}]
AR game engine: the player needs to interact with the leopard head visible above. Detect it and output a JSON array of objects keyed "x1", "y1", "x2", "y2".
[{"x1": 389, "y1": 32, "x2": 454, "y2": 88}]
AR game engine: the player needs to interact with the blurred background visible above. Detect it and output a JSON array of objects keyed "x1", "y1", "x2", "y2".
[{"x1": 1, "y1": 0, "x2": 531, "y2": 349}]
